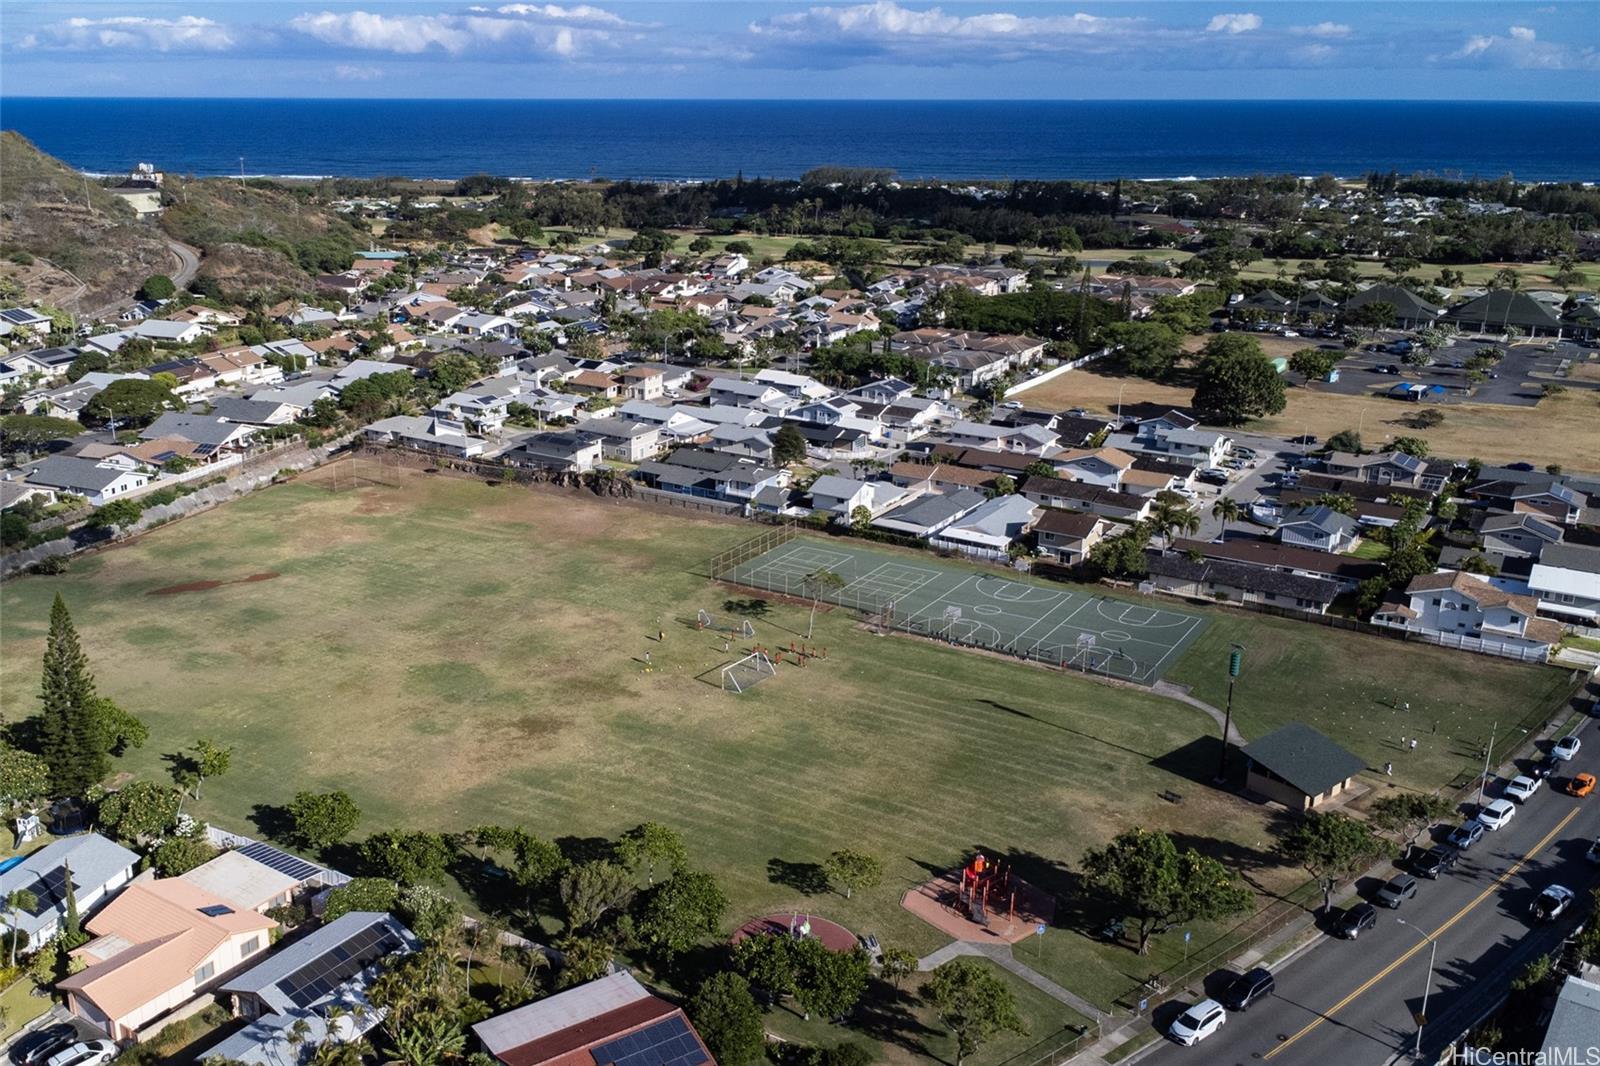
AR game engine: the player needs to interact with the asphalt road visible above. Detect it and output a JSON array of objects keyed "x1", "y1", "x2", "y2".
[{"x1": 1138, "y1": 716, "x2": 1600, "y2": 1066}]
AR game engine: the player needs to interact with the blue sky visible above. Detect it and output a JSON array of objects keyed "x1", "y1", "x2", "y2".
[{"x1": 2, "y1": 1, "x2": 1597, "y2": 100}]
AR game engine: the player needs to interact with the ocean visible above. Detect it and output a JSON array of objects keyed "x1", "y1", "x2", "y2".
[{"x1": 3, "y1": 98, "x2": 1597, "y2": 182}]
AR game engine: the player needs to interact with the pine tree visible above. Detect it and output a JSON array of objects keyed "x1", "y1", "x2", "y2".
[
  {"x1": 38, "y1": 595, "x2": 108, "y2": 795},
  {"x1": 62, "y1": 860, "x2": 82, "y2": 944}
]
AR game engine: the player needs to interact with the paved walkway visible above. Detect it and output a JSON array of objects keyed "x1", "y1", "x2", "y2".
[
  {"x1": 1151, "y1": 681, "x2": 1246, "y2": 745},
  {"x1": 916, "y1": 940, "x2": 1105, "y2": 1022}
]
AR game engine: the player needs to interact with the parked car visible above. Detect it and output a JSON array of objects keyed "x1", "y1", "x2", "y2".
[
  {"x1": 1587, "y1": 837, "x2": 1600, "y2": 864},
  {"x1": 1530, "y1": 884, "x2": 1576, "y2": 922},
  {"x1": 1336, "y1": 902, "x2": 1378, "y2": 939},
  {"x1": 1233, "y1": 447, "x2": 1258, "y2": 460},
  {"x1": 1290, "y1": 434, "x2": 1319, "y2": 445},
  {"x1": 1447, "y1": 821, "x2": 1486, "y2": 850},
  {"x1": 1198, "y1": 467, "x2": 1230, "y2": 484},
  {"x1": 11, "y1": 1027, "x2": 79, "y2": 1066},
  {"x1": 1553, "y1": 734, "x2": 1583, "y2": 761},
  {"x1": 1410, "y1": 845, "x2": 1458, "y2": 880},
  {"x1": 1530, "y1": 754, "x2": 1562, "y2": 780},
  {"x1": 1477, "y1": 798, "x2": 1517, "y2": 831},
  {"x1": 44, "y1": 1043, "x2": 117, "y2": 1066},
  {"x1": 1376, "y1": 875, "x2": 1419, "y2": 909},
  {"x1": 1565, "y1": 772, "x2": 1596, "y2": 798},
  {"x1": 1504, "y1": 775, "x2": 1542, "y2": 803},
  {"x1": 999, "y1": 400, "x2": 1023, "y2": 410},
  {"x1": 1221, "y1": 967, "x2": 1276, "y2": 1012},
  {"x1": 1168, "y1": 999, "x2": 1227, "y2": 1046}
]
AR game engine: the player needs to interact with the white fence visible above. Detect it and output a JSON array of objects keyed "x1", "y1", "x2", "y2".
[{"x1": 1006, "y1": 347, "x2": 1113, "y2": 396}]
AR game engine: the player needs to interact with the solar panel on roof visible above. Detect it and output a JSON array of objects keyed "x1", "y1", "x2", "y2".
[
  {"x1": 271, "y1": 921, "x2": 407, "y2": 1009},
  {"x1": 591, "y1": 1016, "x2": 707, "y2": 1066},
  {"x1": 199, "y1": 904, "x2": 234, "y2": 917},
  {"x1": 236, "y1": 841, "x2": 322, "y2": 882}
]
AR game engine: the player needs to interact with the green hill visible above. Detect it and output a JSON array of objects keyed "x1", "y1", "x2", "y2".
[{"x1": 0, "y1": 131, "x2": 175, "y2": 313}]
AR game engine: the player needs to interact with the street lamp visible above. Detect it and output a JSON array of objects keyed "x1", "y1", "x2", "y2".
[
  {"x1": 1116, "y1": 382, "x2": 1127, "y2": 427},
  {"x1": 1215, "y1": 643, "x2": 1244, "y2": 783},
  {"x1": 1396, "y1": 918, "x2": 1439, "y2": 1057}
]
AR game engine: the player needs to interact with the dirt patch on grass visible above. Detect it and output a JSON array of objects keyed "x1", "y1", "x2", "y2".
[{"x1": 148, "y1": 572, "x2": 280, "y2": 596}]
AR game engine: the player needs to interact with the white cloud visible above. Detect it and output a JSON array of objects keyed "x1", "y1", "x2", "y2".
[
  {"x1": 1444, "y1": 24, "x2": 1598, "y2": 69},
  {"x1": 747, "y1": 1, "x2": 1144, "y2": 60},
  {"x1": 334, "y1": 63, "x2": 383, "y2": 80},
  {"x1": 288, "y1": 8, "x2": 623, "y2": 56},
  {"x1": 1291, "y1": 22, "x2": 1350, "y2": 39},
  {"x1": 16, "y1": 14, "x2": 236, "y2": 52},
  {"x1": 1205, "y1": 13, "x2": 1261, "y2": 34}
]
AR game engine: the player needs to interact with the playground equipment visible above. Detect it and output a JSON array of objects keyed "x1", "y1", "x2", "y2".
[{"x1": 957, "y1": 852, "x2": 1018, "y2": 927}]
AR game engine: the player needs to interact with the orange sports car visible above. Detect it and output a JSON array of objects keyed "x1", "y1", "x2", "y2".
[{"x1": 1565, "y1": 773, "x2": 1597, "y2": 798}]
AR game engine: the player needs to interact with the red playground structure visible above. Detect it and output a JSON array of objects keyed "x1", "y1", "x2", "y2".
[{"x1": 958, "y1": 853, "x2": 1018, "y2": 927}]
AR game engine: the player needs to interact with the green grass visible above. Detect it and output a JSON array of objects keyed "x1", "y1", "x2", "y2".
[
  {"x1": 1557, "y1": 634, "x2": 1600, "y2": 654},
  {"x1": 1103, "y1": 1026, "x2": 1161, "y2": 1064},
  {"x1": 0, "y1": 977, "x2": 51, "y2": 1042},
  {"x1": 1344, "y1": 539, "x2": 1392, "y2": 561},
  {"x1": 1164, "y1": 608, "x2": 1577, "y2": 794},
  {"x1": 0, "y1": 469, "x2": 1569, "y2": 1019}
]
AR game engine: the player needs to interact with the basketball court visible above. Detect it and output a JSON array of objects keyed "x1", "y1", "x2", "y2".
[{"x1": 722, "y1": 538, "x2": 1206, "y2": 684}]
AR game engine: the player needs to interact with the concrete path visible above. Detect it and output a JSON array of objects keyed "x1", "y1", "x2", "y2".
[
  {"x1": 1151, "y1": 681, "x2": 1245, "y2": 745},
  {"x1": 916, "y1": 940, "x2": 1105, "y2": 1022}
]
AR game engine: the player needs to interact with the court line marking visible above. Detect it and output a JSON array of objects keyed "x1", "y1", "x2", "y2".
[{"x1": 1262, "y1": 805, "x2": 1581, "y2": 1060}]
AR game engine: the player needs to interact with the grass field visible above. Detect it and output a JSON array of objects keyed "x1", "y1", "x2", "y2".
[
  {"x1": 1020, "y1": 363, "x2": 1600, "y2": 468},
  {"x1": 1076, "y1": 248, "x2": 1600, "y2": 290},
  {"x1": 0, "y1": 468, "x2": 1573, "y2": 1024}
]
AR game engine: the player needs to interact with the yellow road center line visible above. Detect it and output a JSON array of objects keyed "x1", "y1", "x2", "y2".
[{"x1": 1263, "y1": 806, "x2": 1581, "y2": 1060}]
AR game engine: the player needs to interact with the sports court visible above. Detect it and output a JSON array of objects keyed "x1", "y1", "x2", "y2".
[{"x1": 720, "y1": 537, "x2": 1207, "y2": 684}]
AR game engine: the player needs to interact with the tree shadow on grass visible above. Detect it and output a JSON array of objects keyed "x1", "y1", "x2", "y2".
[
  {"x1": 556, "y1": 834, "x2": 616, "y2": 865},
  {"x1": 723, "y1": 598, "x2": 772, "y2": 619},
  {"x1": 767, "y1": 858, "x2": 830, "y2": 896},
  {"x1": 849, "y1": 981, "x2": 943, "y2": 1062},
  {"x1": 247, "y1": 802, "x2": 293, "y2": 844}
]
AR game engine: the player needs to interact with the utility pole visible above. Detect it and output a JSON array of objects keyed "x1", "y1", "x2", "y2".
[
  {"x1": 1475, "y1": 720, "x2": 1497, "y2": 809},
  {"x1": 1397, "y1": 919, "x2": 1438, "y2": 1057},
  {"x1": 1216, "y1": 643, "x2": 1244, "y2": 782}
]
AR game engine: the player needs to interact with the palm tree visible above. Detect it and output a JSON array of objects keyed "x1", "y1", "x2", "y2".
[
  {"x1": 1314, "y1": 492, "x2": 1358, "y2": 516},
  {"x1": 1211, "y1": 497, "x2": 1243, "y2": 541},
  {"x1": 1148, "y1": 495, "x2": 1200, "y2": 552},
  {"x1": 5, "y1": 889, "x2": 37, "y2": 967}
]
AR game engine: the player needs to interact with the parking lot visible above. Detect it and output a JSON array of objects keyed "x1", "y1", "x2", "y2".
[{"x1": 1302, "y1": 334, "x2": 1600, "y2": 408}]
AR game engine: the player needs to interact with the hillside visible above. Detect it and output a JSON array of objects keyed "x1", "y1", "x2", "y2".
[
  {"x1": 0, "y1": 131, "x2": 175, "y2": 313},
  {"x1": 160, "y1": 175, "x2": 364, "y2": 280}
]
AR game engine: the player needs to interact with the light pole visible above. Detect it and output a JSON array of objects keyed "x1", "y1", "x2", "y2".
[
  {"x1": 1116, "y1": 382, "x2": 1127, "y2": 427},
  {"x1": 1215, "y1": 643, "x2": 1244, "y2": 783},
  {"x1": 1396, "y1": 918, "x2": 1438, "y2": 1057}
]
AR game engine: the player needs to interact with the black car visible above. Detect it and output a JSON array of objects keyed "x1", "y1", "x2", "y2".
[
  {"x1": 1411, "y1": 845, "x2": 1459, "y2": 880},
  {"x1": 10, "y1": 1025, "x2": 79, "y2": 1066},
  {"x1": 1221, "y1": 967, "x2": 1276, "y2": 1012},
  {"x1": 1530, "y1": 754, "x2": 1562, "y2": 780},
  {"x1": 1337, "y1": 903, "x2": 1378, "y2": 939},
  {"x1": 1376, "y1": 874, "x2": 1419, "y2": 909}
]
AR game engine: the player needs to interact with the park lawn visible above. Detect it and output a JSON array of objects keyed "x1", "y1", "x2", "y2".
[
  {"x1": 1019, "y1": 365, "x2": 1600, "y2": 469},
  {"x1": 1075, "y1": 249, "x2": 1598, "y2": 289},
  {"x1": 0, "y1": 469, "x2": 1303, "y2": 1007},
  {"x1": 1164, "y1": 608, "x2": 1578, "y2": 796},
  {"x1": 762, "y1": 960, "x2": 1091, "y2": 1066}
]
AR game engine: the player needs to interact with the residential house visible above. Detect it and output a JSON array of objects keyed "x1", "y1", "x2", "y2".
[
  {"x1": 0, "y1": 835, "x2": 138, "y2": 954},
  {"x1": 203, "y1": 912, "x2": 419, "y2": 1065},
  {"x1": 618, "y1": 365, "x2": 667, "y2": 400},
  {"x1": 1372, "y1": 570, "x2": 1563, "y2": 659},
  {"x1": 140, "y1": 414, "x2": 259, "y2": 459},
  {"x1": 1142, "y1": 552, "x2": 1340, "y2": 614},
  {"x1": 0, "y1": 306, "x2": 54, "y2": 340},
  {"x1": 509, "y1": 431, "x2": 603, "y2": 473},
  {"x1": 1241, "y1": 723, "x2": 1367, "y2": 810},
  {"x1": 928, "y1": 494, "x2": 1038, "y2": 560},
  {"x1": 581, "y1": 418, "x2": 662, "y2": 462},
  {"x1": 754, "y1": 368, "x2": 833, "y2": 401},
  {"x1": 1119, "y1": 417, "x2": 1231, "y2": 469},
  {"x1": 872, "y1": 489, "x2": 986, "y2": 539},
  {"x1": 1033, "y1": 509, "x2": 1111, "y2": 566},
  {"x1": 1539, "y1": 976, "x2": 1600, "y2": 1063},
  {"x1": 807, "y1": 475, "x2": 905, "y2": 520},
  {"x1": 1527, "y1": 544, "x2": 1600, "y2": 624},
  {"x1": 363, "y1": 415, "x2": 486, "y2": 459},
  {"x1": 59, "y1": 877, "x2": 278, "y2": 1041},
  {"x1": 566, "y1": 370, "x2": 621, "y2": 400},
  {"x1": 888, "y1": 461, "x2": 1001, "y2": 496},
  {"x1": 207, "y1": 398, "x2": 298, "y2": 428},
  {"x1": 1278, "y1": 506, "x2": 1360, "y2": 553},
  {"x1": 1020, "y1": 474, "x2": 1152, "y2": 522},
  {"x1": 1054, "y1": 447, "x2": 1136, "y2": 488},
  {"x1": 708, "y1": 377, "x2": 794, "y2": 414},
  {"x1": 1480, "y1": 512, "x2": 1565, "y2": 560},
  {"x1": 130, "y1": 319, "x2": 205, "y2": 345},
  {"x1": 1468, "y1": 477, "x2": 1584, "y2": 526},
  {"x1": 1322, "y1": 450, "x2": 1428, "y2": 488},
  {"x1": 178, "y1": 851, "x2": 303, "y2": 916},
  {"x1": 634, "y1": 448, "x2": 786, "y2": 503},
  {"x1": 707, "y1": 424, "x2": 776, "y2": 462},
  {"x1": 944, "y1": 421, "x2": 1059, "y2": 456},
  {"x1": 1172, "y1": 537, "x2": 1382, "y2": 594},
  {"x1": 24, "y1": 456, "x2": 149, "y2": 505},
  {"x1": 472, "y1": 972, "x2": 714, "y2": 1066}
]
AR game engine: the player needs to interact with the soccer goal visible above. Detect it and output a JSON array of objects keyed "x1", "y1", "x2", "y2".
[
  {"x1": 722, "y1": 650, "x2": 777, "y2": 693},
  {"x1": 697, "y1": 609, "x2": 716, "y2": 630}
]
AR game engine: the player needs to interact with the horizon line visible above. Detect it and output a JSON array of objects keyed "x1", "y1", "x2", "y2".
[{"x1": 5, "y1": 95, "x2": 1600, "y2": 105}]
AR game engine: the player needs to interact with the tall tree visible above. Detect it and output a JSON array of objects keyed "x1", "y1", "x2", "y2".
[
  {"x1": 823, "y1": 849, "x2": 883, "y2": 900},
  {"x1": 1191, "y1": 333, "x2": 1287, "y2": 425},
  {"x1": 1081, "y1": 828, "x2": 1253, "y2": 955},
  {"x1": 803, "y1": 568, "x2": 845, "y2": 639},
  {"x1": 636, "y1": 869, "x2": 729, "y2": 959},
  {"x1": 5, "y1": 888, "x2": 37, "y2": 966},
  {"x1": 616, "y1": 822, "x2": 689, "y2": 885},
  {"x1": 1211, "y1": 497, "x2": 1243, "y2": 540},
  {"x1": 38, "y1": 595, "x2": 108, "y2": 795},
  {"x1": 925, "y1": 958, "x2": 1027, "y2": 1066},
  {"x1": 690, "y1": 972, "x2": 766, "y2": 1066},
  {"x1": 1280, "y1": 812, "x2": 1393, "y2": 913},
  {"x1": 558, "y1": 860, "x2": 636, "y2": 932}
]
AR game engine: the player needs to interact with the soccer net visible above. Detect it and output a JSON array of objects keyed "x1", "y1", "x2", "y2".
[{"x1": 722, "y1": 650, "x2": 777, "y2": 694}]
